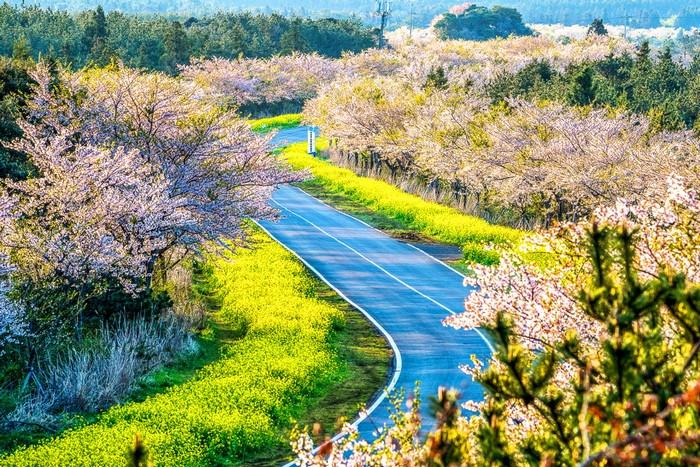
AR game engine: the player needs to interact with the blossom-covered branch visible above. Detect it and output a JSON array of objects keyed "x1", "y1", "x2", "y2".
[{"x1": 0, "y1": 62, "x2": 302, "y2": 295}]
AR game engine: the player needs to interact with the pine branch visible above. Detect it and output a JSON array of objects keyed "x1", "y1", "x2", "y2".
[{"x1": 580, "y1": 379, "x2": 700, "y2": 466}]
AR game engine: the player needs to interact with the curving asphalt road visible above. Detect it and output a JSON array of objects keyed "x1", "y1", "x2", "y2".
[{"x1": 263, "y1": 128, "x2": 492, "y2": 442}]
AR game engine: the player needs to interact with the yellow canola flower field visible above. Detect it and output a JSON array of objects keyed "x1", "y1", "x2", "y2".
[
  {"x1": 2, "y1": 230, "x2": 344, "y2": 466},
  {"x1": 249, "y1": 113, "x2": 303, "y2": 133}
]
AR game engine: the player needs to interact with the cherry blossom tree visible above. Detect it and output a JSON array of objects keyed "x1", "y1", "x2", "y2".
[
  {"x1": 0, "y1": 251, "x2": 27, "y2": 358},
  {"x1": 438, "y1": 175, "x2": 700, "y2": 444},
  {"x1": 448, "y1": 174, "x2": 700, "y2": 349},
  {"x1": 474, "y1": 100, "x2": 649, "y2": 225},
  {"x1": 308, "y1": 66, "x2": 700, "y2": 227},
  {"x1": 345, "y1": 34, "x2": 634, "y2": 89},
  {"x1": 181, "y1": 53, "x2": 344, "y2": 108},
  {"x1": 306, "y1": 76, "x2": 418, "y2": 171},
  {"x1": 0, "y1": 62, "x2": 301, "y2": 337},
  {"x1": 76, "y1": 64, "x2": 300, "y2": 256}
]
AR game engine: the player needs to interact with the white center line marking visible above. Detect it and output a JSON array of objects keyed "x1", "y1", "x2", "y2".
[
  {"x1": 270, "y1": 197, "x2": 495, "y2": 353},
  {"x1": 273, "y1": 199, "x2": 459, "y2": 314}
]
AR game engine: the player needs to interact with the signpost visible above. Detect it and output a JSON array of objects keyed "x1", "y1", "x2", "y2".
[{"x1": 307, "y1": 126, "x2": 316, "y2": 156}]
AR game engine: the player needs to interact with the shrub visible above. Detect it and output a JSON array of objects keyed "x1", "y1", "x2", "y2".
[
  {"x1": 9, "y1": 314, "x2": 195, "y2": 423},
  {"x1": 249, "y1": 113, "x2": 303, "y2": 133}
]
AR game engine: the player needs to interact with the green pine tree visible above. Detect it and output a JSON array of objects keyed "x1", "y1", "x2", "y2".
[
  {"x1": 11, "y1": 36, "x2": 32, "y2": 61},
  {"x1": 567, "y1": 64, "x2": 596, "y2": 106},
  {"x1": 587, "y1": 18, "x2": 608, "y2": 36},
  {"x1": 280, "y1": 18, "x2": 309, "y2": 55},
  {"x1": 161, "y1": 21, "x2": 190, "y2": 73},
  {"x1": 474, "y1": 222, "x2": 700, "y2": 464}
]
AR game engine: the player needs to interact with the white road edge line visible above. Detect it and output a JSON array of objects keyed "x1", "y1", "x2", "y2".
[
  {"x1": 274, "y1": 192, "x2": 495, "y2": 353},
  {"x1": 291, "y1": 185, "x2": 468, "y2": 279},
  {"x1": 271, "y1": 199, "x2": 460, "y2": 316},
  {"x1": 252, "y1": 219, "x2": 402, "y2": 467}
]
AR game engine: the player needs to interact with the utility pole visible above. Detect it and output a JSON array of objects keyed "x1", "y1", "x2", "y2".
[
  {"x1": 409, "y1": 1, "x2": 414, "y2": 38},
  {"x1": 375, "y1": 0, "x2": 391, "y2": 49}
]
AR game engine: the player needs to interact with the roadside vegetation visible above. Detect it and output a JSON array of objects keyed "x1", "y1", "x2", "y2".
[
  {"x1": 305, "y1": 32, "x2": 700, "y2": 230},
  {"x1": 281, "y1": 22, "x2": 700, "y2": 464},
  {"x1": 1, "y1": 229, "x2": 389, "y2": 465},
  {"x1": 3, "y1": 7, "x2": 700, "y2": 464},
  {"x1": 0, "y1": 57, "x2": 387, "y2": 464},
  {"x1": 250, "y1": 113, "x2": 303, "y2": 133},
  {"x1": 296, "y1": 193, "x2": 700, "y2": 464},
  {"x1": 0, "y1": 61, "x2": 300, "y2": 444}
]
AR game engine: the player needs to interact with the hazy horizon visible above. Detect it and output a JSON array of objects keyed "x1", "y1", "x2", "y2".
[{"x1": 6, "y1": 0, "x2": 700, "y2": 29}]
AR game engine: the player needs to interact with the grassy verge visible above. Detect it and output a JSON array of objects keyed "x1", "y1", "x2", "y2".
[
  {"x1": 280, "y1": 140, "x2": 524, "y2": 265},
  {"x1": 0, "y1": 330, "x2": 220, "y2": 455},
  {"x1": 249, "y1": 113, "x2": 303, "y2": 133},
  {"x1": 0, "y1": 229, "x2": 389, "y2": 466}
]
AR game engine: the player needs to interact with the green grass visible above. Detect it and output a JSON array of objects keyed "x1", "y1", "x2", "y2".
[
  {"x1": 1, "y1": 229, "x2": 390, "y2": 466},
  {"x1": 0, "y1": 267, "x2": 224, "y2": 457},
  {"x1": 300, "y1": 178, "x2": 429, "y2": 240},
  {"x1": 249, "y1": 113, "x2": 303, "y2": 133},
  {"x1": 0, "y1": 330, "x2": 221, "y2": 456},
  {"x1": 281, "y1": 140, "x2": 524, "y2": 265}
]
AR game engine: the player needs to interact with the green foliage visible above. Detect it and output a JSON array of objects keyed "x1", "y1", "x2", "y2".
[
  {"x1": 566, "y1": 64, "x2": 596, "y2": 106},
  {"x1": 0, "y1": 56, "x2": 34, "y2": 180},
  {"x1": 249, "y1": 113, "x2": 303, "y2": 133},
  {"x1": 83, "y1": 6, "x2": 115, "y2": 66},
  {"x1": 425, "y1": 387, "x2": 474, "y2": 466},
  {"x1": 488, "y1": 44, "x2": 700, "y2": 132},
  {"x1": 280, "y1": 18, "x2": 309, "y2": 55},
  {"x1": 424, "y1": 66, "x2": 449, "y2": 92},
  {"x1": 281, "y1": 140, "x2": 523, "y2": 265},
  {"x1": 487, "y1": 60, "x2": 558, "y2": 103},
  {"x1": 11, "y1": 36, "x2": 32, "y2": 61},
  {"x1": 434, "y1": 4, "x2": 533, "y2": 41},
  {"x1": 0, "y1": 5, "x2": 375, "y2": 74},
  {"x1": 587, "y1": 18, "x2": 608, "y2": 36},
  {"x1": 1, "y1": 0, "x2": 697, "y2": 30},
  {"x1": 160, "y1": 21, "x2": 189, "y2": 72},
  {"x1": 475, "y1": 223, "x2": 700, "y2": 464},
  {"x1": 8, "y1": 273, "x2": 171, "y2": 353},
  {"x1": 0, "y1": 230, "x2": 349, "y2": 465}
]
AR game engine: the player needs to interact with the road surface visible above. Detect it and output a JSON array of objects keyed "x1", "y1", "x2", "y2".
[{"x1": 263, "y1": 128, "x2": 492, "y2": 441}]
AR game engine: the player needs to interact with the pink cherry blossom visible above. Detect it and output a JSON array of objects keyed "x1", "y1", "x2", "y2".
[
  {"x1": 0, "y1": 62, "x2": 301, "y2": 294},
  {"x1": 181, "y1": 53, "x2": 344, "y2": 107}
]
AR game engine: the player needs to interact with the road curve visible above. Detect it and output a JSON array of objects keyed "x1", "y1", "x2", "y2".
[{"x1": 261, "y1": 128, "x2": 492, "y2": 441}]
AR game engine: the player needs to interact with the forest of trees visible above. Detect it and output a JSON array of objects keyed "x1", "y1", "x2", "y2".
[
  {"x1": 0, "y1": 4, "x2": 376, "y2": 73},
  {"x1": 6, "y1": 0, "x2": 700, "y2": 29}
]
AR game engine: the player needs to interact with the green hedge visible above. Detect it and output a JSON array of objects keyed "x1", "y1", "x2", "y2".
[
  {"x1": 2, "y1": 230, "x2": 344, "y2": 465},
  {"x1": 281, "y1": 140, "x2": 524, "y2": 265}
]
